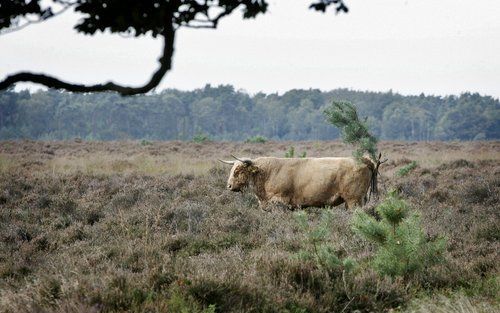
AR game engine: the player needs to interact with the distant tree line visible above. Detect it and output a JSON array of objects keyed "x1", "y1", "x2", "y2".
[{"x1": 0, "y1": 85, "x2": 498, "y2": 141}]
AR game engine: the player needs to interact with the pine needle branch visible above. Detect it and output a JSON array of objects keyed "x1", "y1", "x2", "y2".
[{"x1": 324, "y1": 101, "x2": 378, "y2": 160}]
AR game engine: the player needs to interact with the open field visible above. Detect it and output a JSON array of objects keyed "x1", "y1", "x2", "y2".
[{"x1": 0, "y1": 140, "x2": 499, "y2": 312}]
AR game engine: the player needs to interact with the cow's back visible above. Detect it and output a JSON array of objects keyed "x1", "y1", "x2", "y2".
[{"x1": 253, "y1": 157, "x2": 372, "y2": 207}]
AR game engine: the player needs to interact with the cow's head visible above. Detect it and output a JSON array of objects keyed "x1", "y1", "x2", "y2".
[{"x1": 219, "y1": 155, "x2": 257, "y2": 192}]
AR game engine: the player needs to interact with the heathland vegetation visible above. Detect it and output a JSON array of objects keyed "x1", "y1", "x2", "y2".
[
  {"x1": 0, "y1": 140, "x2": 498, "y2": 312},
  {"x1": 1, "y1": 86, "x2": 498, "y2": 141}
]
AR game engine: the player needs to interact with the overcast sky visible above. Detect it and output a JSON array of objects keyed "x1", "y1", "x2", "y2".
[{"x1": 1, "y1": 0, "x2": 500, "y2": 98}]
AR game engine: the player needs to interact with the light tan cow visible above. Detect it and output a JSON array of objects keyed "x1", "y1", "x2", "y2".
[{"x1": 220, "y1": 155, "x2": 380, "y2": 209}]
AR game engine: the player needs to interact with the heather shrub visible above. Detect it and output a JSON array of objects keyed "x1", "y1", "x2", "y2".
[
  {"x1": 437, "y1": 159, "x2": 475, "y2": 170},
  {"x1": 38, "y1": 277, "x2": 62, "y2": 307},
  {"x1": 167, "y1": 285, "x2": 216, "y2": 313},
  {"x1": 188, "y1": 280, "x2": 272, "y2": 312},
  {"x1": 464, "y1": 182, "x2": 493, "y2": 204},
  {"x1": 245, "y1": 135, "x2": 268, "y2": 143}
]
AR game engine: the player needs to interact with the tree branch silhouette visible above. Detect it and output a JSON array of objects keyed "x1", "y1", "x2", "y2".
[
  {"x1": 0, "y1": 3, "x2": 74, "y2": 35},
  {"x1": 0, "y1": 23, "x2": 175, "y2": 96},
  {"x1": 0, "y1": 0, "x2": 348, "y2": 96}
]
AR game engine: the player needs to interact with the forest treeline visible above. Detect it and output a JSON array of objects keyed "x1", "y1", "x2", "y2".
[{"x1": 0, "y1": 85, "x2": 498, "y2": 141}]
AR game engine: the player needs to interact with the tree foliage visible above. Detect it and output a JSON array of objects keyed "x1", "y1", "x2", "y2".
[
  {"x1": 0, "y1": 0, "x2": 348, "y2": 95},
  {"x1": 0, "y1": 86, "x2": 498, "y2": 141}
]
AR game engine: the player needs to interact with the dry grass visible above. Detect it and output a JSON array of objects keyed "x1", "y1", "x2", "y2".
[
  {"x1": 0, "y1": 140, "x2": 498, "y2": 176},
  {"x1": 403, "y1": 293, "x2": 499, "y2": 313},
  {"x1": 0, "y1": 140, "x2": 498, "y2": 313},
  {"x1": 45, "y1": 153, "x2": 215, "y2": 176}
]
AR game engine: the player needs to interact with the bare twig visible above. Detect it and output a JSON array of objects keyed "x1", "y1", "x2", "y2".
[
  {"x1": 340, "y1": 296, "x2": 355, "y2": 313},
  {"x1": 342, "y1": 269, "x2": 352, "y2": 300},
  {"x1": 180, "y1": 23, "x2": 216, "y2": 29}
]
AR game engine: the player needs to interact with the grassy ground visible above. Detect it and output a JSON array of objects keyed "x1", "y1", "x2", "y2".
[{"x1": 0, "y1": 140, "x2": 498, "y2": 312}]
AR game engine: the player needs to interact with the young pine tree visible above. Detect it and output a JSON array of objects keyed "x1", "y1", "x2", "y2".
[
  {"x1": 351, "y1": 192, "x2": 446, "y2": 278},
  {"x1": 324, "y1": 101, "x2": 378, "y2": 160},
  {"x1": 294, "y1": 211, "x2": 356, "y2": 274}
]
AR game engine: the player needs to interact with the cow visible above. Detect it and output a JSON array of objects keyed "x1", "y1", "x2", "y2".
[{"x1": 219, "y1": 155, "x2": 384, "y2": 210}]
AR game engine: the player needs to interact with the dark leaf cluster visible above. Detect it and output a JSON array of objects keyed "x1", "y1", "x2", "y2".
[
  {"x1": 74, "y1": 0, "x2": 269, "y2": 37},
  {"x1": 0, "y1": 1, "x2": 272, "y2": 36},
  {"x1": 309, "y1": 0, "x2": 348, "y2": 13},
  {"x1": 0, "y1": 0, "x2": 52, "y2": 29}
]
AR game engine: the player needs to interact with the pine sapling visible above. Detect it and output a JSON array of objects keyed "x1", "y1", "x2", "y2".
[
  {"x1": 352, "y1": 192, "x2": 446, "y2": 278},
  {"x1": 294, "y1": 211, "x2": 356, "y2": 274}
]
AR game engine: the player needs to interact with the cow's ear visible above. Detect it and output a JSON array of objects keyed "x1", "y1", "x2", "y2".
[{"x1": 250, "y1": 166, "x2": 259, "y2": 174}]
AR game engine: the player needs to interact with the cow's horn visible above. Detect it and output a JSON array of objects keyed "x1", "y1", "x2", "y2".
[
  {"x1": 231, "y1": 154, "x2": 252, "y2": 165},
  {"x1": 218, "y1": 159, "x2": 235, "y2": 165}
]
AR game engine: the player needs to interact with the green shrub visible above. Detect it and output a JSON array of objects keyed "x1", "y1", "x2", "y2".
[
  {"x1": 465, "y1": 183, "x2": 492, "y2": 204},
  {"x1": 352, "y1": 192, "x2": 446, "y2": 278},
  {"x1": 285, "y1": 146, "x2": 307, "y2": 158},
  {"x1": 245, "y1": 135, "x2": 268, "y2": 143},
  {"x1": 140, "y1": 139, "x2": 153, "y2": 146},
  {"x1": 193, "y1": 133, "x2": 211, "y2": 143},
  {"x1": 397, "y1": 161, "x2": 418, "y2": 176}
]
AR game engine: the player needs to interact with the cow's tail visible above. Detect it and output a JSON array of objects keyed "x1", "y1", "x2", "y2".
[{"x1": 361, "y1": 153, "x2": 387, "y2": 202}]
